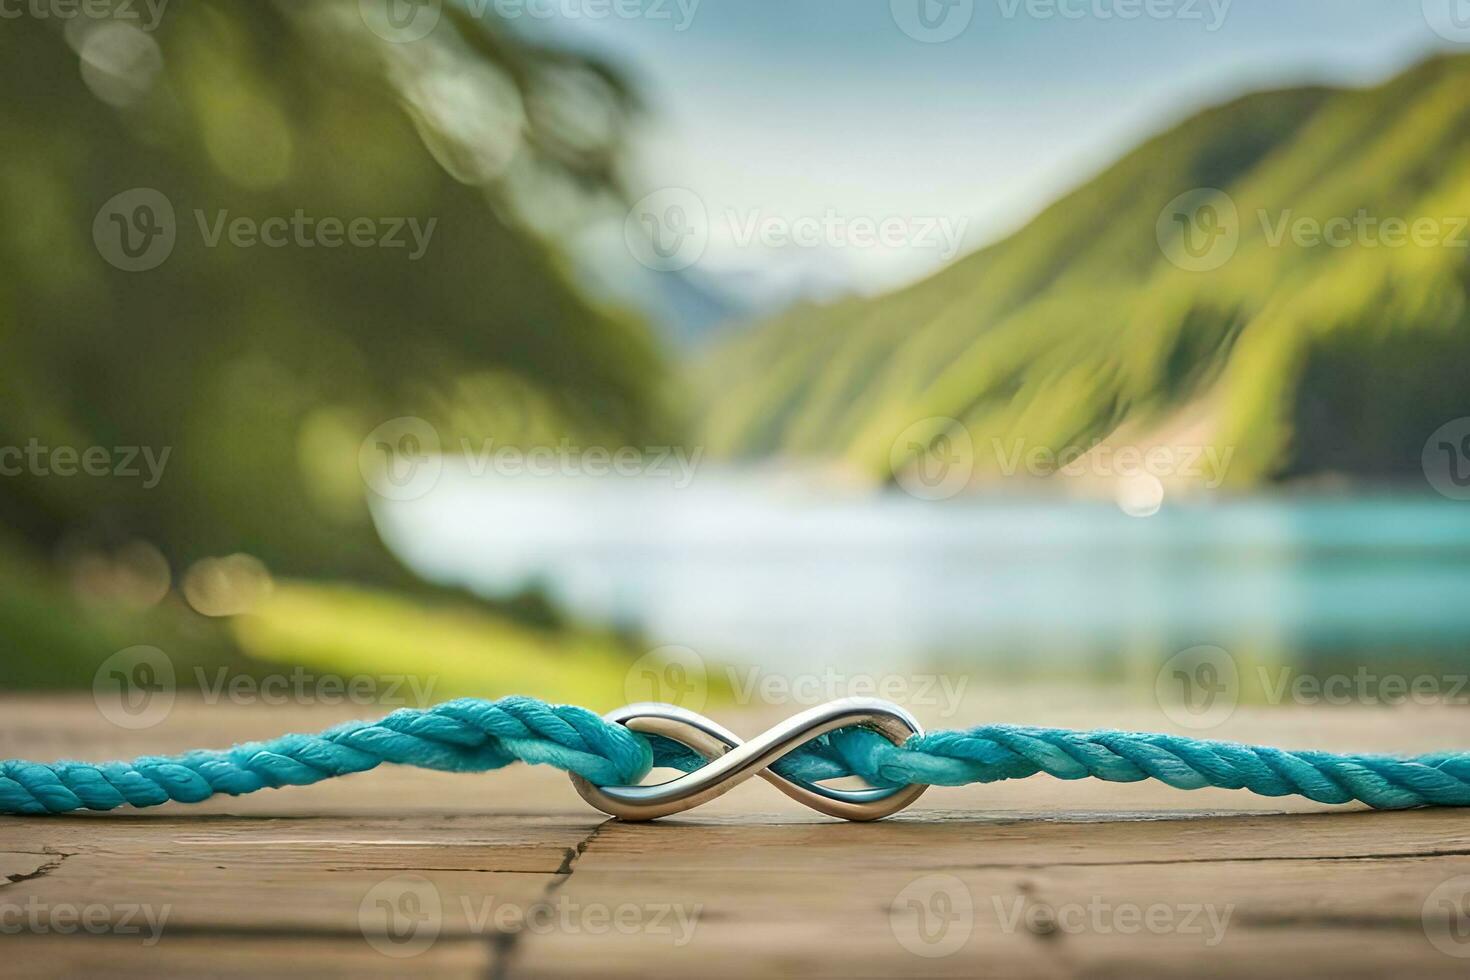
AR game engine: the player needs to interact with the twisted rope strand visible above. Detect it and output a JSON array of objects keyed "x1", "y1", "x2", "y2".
[
  {"x1": 0, "y1": 697, "x2": 652, "y2": 815},
  {"x1": 5, "y1": 698, "x2": 1470, "y2": 814}
]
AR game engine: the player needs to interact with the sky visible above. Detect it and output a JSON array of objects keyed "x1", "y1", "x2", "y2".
[{"x1": 526, "y1": 0, "x2": 1468, "y2": 297}]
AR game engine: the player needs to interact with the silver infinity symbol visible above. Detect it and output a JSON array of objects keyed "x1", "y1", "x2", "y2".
[{"x1": 570, "y1": 697, "x2": 928, "y2": 821}]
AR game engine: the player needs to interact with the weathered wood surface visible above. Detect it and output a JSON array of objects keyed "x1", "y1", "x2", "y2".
[{"x1": 3, "y1": 691, "x2": 1470, "y2": 977}]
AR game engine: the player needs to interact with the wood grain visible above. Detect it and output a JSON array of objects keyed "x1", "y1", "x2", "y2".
[{"x1": 3, "y1": 691, "x2": 1470, "y2": 977}]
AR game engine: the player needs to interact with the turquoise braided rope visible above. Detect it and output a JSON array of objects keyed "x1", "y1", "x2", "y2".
[
  {"x1": 0, "y1": 697, "x2": 653, "y2": 816},
  {"x1": 5, "y1": 696, "x2": 1470, "y2": 814}
]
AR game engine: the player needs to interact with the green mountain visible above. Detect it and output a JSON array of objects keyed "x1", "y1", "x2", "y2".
[{"x1": 697, "y1": 54, "x2": 1470, "y2": 488}]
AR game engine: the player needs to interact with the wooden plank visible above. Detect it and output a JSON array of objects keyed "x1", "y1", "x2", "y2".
[
  {"x1": 0, "y1": 936, "x2": 493, "y2": 979},
  {"x1": 514, "y1": 809, "x2": 1470, "y2": 977},
  {"x1": 7, "y1": 813, "x2": 598, "y2": 872},
  {"x1": 3, "y1": 694, "x2": 1470, "y2": 977}
]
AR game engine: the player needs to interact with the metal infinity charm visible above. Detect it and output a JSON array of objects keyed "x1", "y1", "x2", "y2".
[{"x1": 570, "y1": 697, "x2": 927, "y2": 822}]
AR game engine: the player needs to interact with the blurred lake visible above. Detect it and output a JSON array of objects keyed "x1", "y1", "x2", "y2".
[{"x1": 375, "y1": 467, "x2": 1470, "y2": 675}]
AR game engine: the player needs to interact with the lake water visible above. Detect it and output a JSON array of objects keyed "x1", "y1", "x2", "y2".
[{"x1": 374, "y1": 467, "x2": 1470, "y2": 673}]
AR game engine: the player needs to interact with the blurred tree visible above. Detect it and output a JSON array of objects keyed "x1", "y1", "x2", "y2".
[{"x1": 0, "y1": 0, "x2": 671, "y2": 586}]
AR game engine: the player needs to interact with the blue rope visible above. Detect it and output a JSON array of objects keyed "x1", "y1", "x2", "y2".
[{"x1": 4, "y1": 696, "x2": 1470, "y2": 814}]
